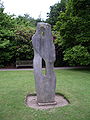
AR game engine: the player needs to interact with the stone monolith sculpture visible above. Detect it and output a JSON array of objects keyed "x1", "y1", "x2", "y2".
[{"x1": 32, "y1": 22, "x2": 56, "y2": 105}]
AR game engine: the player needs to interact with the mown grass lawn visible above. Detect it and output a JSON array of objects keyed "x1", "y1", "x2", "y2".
[{"x1": 0, "y1": 69, "x2": 90, "y2": 120}]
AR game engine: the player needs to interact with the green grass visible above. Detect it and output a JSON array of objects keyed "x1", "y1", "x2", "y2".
[{"x1": 0, "y1": 69, "x2": 90, "y2": 120}]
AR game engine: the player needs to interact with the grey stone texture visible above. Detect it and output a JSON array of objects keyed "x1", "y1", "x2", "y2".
[{"x1": 32, "y1": 22, "x2": 56, "y2": 105}]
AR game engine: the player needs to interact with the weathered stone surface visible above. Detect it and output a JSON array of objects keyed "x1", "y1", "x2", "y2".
[{"x1": 32, "y1": 22, "x2": 56, "y2": 105}]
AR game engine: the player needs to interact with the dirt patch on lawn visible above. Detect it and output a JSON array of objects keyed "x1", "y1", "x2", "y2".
[{"x1": 25, "y1": 93, "x2": 69, "y2": 110}]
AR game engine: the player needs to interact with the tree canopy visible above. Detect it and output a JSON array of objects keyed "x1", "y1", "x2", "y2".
[
  {"x1": 0, "y1": 0, "x2": 90, "y2": 67},
  {"x1": 0, "y1": 1, "x2": 35, "y2": 67},
  {"x1": 46, "y1": 0, "x2": 68, "y2": 27},
  {"x1": 54, "y1": 0, "x2": 90, "y2": 66}
]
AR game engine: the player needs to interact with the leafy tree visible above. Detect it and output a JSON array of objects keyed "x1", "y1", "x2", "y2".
[
  {"x1": 46, "y1": 0, "x2": 68, "y2": 26},
  {"x1": 0, "y1": 2, "x2": 35, "y2": 67},
  {"x1": 15, "y1": 14, "x2": 36, "y2": 27},
  {"x1": 0, "y1": 1, "x2": 16, "y2": 67},
  {"x1": 14, "y1": 14, "x2": 35, "y2": 61},
  {"x1": 54, "y1": 0, "x2": 90, "y2": 66},
  {"x1": 15, "y1": 25, "x2": 35, "y2": 60}
]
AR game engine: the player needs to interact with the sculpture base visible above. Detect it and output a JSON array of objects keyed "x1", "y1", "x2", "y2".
[
  {"x1": 25, "y1": 93, "x2": 69, "y2": 110},
  {"x1": 38, "y1": 101, "x2": 57, "y2": 106}
]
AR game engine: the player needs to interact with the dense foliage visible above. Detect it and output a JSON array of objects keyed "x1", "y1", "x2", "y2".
[
  {"x1": 0, "y1": 2, "x2": 15, "y2": 67},
  {"x1": 53, "y1": 0, "x2": 90, "y2": 66},
  {"x1": 15, "y1": 25, "x2": 35, "y2": 60},
  {"x1": 15, "y1": 15, "x2": 35, "y2": 61},
  {"x1": 46, "y1": 0, "x2": 67, "y2": 26},
  {"x1": 0, "y1": 0, "x2": 90, "y2": 67},
  {"x1": 0, "y1": 1, "x2": 35, "y2": 67}
]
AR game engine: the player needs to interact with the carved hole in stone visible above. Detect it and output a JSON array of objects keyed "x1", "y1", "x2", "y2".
[
  {"x1": 42, "y1": 58, "x2": 46, "y2": 75},
  {"x1": 40, "y1": 26, "x2": 45, "y2": 36},
  {"x1": 41, "y1": 31, "x2": 44, "y2": 36}
]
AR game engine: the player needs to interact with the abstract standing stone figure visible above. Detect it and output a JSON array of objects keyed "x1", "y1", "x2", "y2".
[{"x1": 32, "y1": 22, "x2": 56, "y2": 105}]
